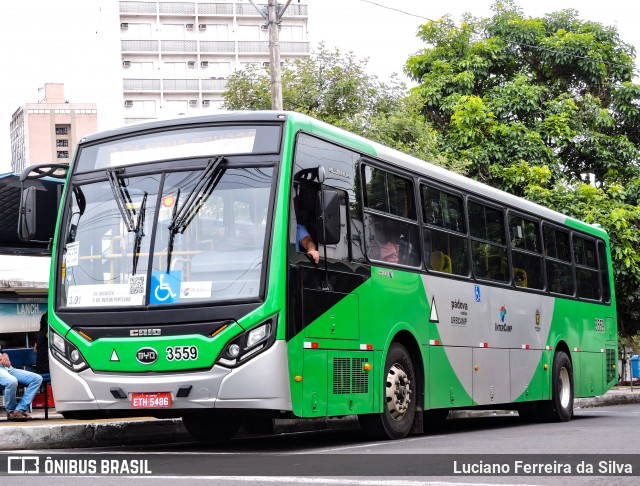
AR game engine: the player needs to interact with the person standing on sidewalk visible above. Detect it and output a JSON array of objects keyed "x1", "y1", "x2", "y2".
[{"x1": 0, "y1": 346, "x2": 42, "y2": 421}]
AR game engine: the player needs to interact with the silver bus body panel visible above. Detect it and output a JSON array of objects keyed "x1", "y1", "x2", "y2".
[{"x1": 51, "y1": 340, "x2": 292, "y2": 412}]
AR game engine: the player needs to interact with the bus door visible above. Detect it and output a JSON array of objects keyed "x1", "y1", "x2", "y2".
[{"x1": 289, "y1": 171, "x2": 371, "y2": 416}]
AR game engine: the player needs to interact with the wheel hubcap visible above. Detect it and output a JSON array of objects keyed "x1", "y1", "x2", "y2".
[
  {"x1": 385, "y1": 363, "x2": 411, "y2": 421},
  {"x1": 559, "y1": 367, "x2": 571, "y2": 408}
]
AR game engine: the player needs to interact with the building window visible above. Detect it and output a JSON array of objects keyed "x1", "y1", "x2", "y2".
[
  {"x1": 56, "y1": 140, "x2": 69, "y2": 147},
  {"x1": 56, "y1": 127, "x2": 69, "y2": 135},
  {"x1": 57, "y1": 151, "x2": 70, "y2": 159}
]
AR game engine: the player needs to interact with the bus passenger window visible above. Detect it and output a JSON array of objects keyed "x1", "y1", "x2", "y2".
[
  {"x1": 468, "y1": 201, "x2": 508, "y2": 282},
  {"x1": 509, "y1": 214, "x2": 543, "y2": 290},
  {"x1": 421, "y1": 185, "x2": 469, "y2": 277},
  {"x1": 574, "y1": 235, "x2": 600, "y2": 300},
  {"x1": 363, "y1": 165, "x2": 420, "y2": 267},
  {"x1": 544, "y1": 226, "x2": 574, "y2": 295}
]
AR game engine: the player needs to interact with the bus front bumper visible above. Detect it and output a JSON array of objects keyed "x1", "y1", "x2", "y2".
[{"x1": 50, "y1": 340, "x2": 292, "y2": 413}]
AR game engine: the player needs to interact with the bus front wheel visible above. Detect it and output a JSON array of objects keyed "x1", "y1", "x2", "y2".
[
  {"x1": 358, "y1": 342, "x2": 416, "y2": 440},
  {"x1": 539, "y1": 350, "x2": 574, "y2": 422},
  {"x1": 182, "y1": 414, "x2": 243, "y2": 443}
]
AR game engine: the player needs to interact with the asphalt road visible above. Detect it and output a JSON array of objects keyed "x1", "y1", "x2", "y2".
[{"x1": 6, "y1": 402, "x2": 640, "y2": 485}]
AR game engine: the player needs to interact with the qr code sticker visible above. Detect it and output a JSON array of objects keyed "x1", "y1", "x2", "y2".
[{"x1": 129, "y1": 275, "x2": 146, "y2": 294}]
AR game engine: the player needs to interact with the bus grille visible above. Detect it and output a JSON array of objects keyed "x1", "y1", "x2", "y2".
[
  {"x1": 332, "y1": 357, "x2": 369, "y2": 395},
  {"x1": 606, "y1": 348, "x2": 617, "y2": 383}
]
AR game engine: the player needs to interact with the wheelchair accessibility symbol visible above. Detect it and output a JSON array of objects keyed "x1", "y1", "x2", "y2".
[{"x1": 150, "y1": 271, "x2": 182, "y2": 305}]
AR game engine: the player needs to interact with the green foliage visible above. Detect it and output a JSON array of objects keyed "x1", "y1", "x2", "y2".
[
  {"x1": 407, "y1": 1, "x2": 640, "y2": 339},
  {"x1": 222, "y1": 45, "x2": 436, "y2": 159}
]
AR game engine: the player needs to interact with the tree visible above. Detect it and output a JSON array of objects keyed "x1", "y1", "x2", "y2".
[
  {"x1": 406, "y1": 1, "x2": 640, "y2": 340},
  {"x1": 223, "y1": 45, "x2": 437, "y2": 159}
]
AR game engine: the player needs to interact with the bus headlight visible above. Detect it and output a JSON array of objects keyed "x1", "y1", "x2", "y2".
[
  {"x1": 217, "y1": 319, "x2": 276, "y2": 368},
  {"x1": 50, "y1": 328, "x2": 89, "y2": 372}
]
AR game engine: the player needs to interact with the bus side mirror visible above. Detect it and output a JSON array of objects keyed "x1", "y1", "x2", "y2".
[
  {"x1": 18, "y1": 186, "x2": 37, "y2": 241},
  {"x1": 316, "y1": 189, "x2": 340, "y2": 245}
]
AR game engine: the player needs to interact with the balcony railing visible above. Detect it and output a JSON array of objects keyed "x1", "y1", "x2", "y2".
[
  {"x1": 120, "y1": 1, "x2": 156, "y2": 14},
  {"x1": 120, "y1": 1, "x2": 307, "y2": 16},
  {"x1": 200, "y1": 40, "x2": 236, "y2": 53},
  {"x1": 159, "y1": 1, "x2": 195, "y2": 14},
  {"x1": 162, "y1": 79, "x2": 200, "y2": 91},
  {"x1": 198, "y1": 3, "x2": 234, "y2": 15},
  {"x1": 161, "y1": 40, "x2": 198, "y2": 53},
  {"x1": 123, "y1": 78, "x2": 162, "y2": 91},
  {"x1": 237, "y1": 41, "x2": 309, "y2": 54},
  {"x1": 202, "y1": 79, "x2": 228, "y2": 92},
  {"x1": 235, "y1": 3, "x2": 307, "y2": 16},
  {"x1": 121, "y1": 40, "x2": 159, "y2": 53}
]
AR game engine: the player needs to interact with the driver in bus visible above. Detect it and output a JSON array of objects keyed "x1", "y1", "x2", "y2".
[{"x1": 297, "y1": 224, "x2": 320, "y2": 264}]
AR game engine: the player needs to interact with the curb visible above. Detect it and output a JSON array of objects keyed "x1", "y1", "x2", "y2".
[
  {"x1": 1, "y1": 391, "x2": 639, "y2": 451},
  {"x1": 0, "y1": 418, "x2": 190, "y2": 451}
]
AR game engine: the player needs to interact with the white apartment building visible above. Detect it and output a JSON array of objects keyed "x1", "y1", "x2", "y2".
[{"x1": 119, "y1": 0, "x2": 309, "y2": 124}]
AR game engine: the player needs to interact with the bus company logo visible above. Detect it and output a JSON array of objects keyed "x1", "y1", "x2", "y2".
[
  {"x1": 495, "y1": 305, "x2": 512, "y2": 332},
  {"x1": 328, "y1": 167, "x2": 349, "y2": 179},
  {"x1": 378, "y1": 269, "x2": 393, "y2": 278},
  {"x1": 535, "y1": 309, "x2": 541, "y2": 332},
  {"x1": 451, "y1": 299, "x2": 468, "y2": 311},
  {"x1": 130, "y1": 328, "x2": 161, "y2": 337},
  {"x1": 450, "y1": 299, "x2": 468, "y2": 326},
  {"x1": 136, "y1": 347, "x2": 158, "y2": 364}
]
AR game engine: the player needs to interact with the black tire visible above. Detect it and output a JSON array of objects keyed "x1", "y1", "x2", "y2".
[
  {"x1": 182, "y1": 414, "x2": 243, "y2": 443},
  {"x1": 539, "y1": 351, "x2": 574, "y2": 422},
  {"x1": 358, "y1": 343, "x2": 416, "y2": 440}
]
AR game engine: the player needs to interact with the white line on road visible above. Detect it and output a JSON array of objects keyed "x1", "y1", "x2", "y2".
[
  {"x1": 304, "y1": 435, "x2": 446, "y2": 453},
  {"x1": 125, "y1": 476, "x2": 535, "y2": 486}
]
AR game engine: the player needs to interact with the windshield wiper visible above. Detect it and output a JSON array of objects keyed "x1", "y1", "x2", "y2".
[
  {"x1": 107, "y1": 169, "x2": 148, "y2": 275},
  {"x1": 107, "y1": 168, "x2": 136, "y2": 232},
  {"x1": 131, "y1": 192, "x2": 148, "y2": 275},
  {"x1": 166, "y1": 156, "x2": 225, "y2": 272}
]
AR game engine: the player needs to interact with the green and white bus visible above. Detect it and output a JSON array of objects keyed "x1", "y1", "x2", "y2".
[{"x1": 19, "y1": 111, "x2": 617, "y2": 441}]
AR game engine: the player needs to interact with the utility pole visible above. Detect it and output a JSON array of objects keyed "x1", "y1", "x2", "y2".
[{"x1": 248, "y1": 0, "x2": 292, "y2": 110}]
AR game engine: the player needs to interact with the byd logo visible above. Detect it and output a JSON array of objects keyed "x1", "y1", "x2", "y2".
[{"x1": 136, "y1": 347, "x2": 158, "y2": 364}]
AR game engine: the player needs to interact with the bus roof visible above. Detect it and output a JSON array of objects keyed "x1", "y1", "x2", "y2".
[{"x1": 75, "y1": 111, "x2": 607, "y2": 239}]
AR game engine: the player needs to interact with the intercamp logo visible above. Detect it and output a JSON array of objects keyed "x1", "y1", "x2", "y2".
[{"x1": 499, "y1": 305, "x2": 507, "y2": 323}]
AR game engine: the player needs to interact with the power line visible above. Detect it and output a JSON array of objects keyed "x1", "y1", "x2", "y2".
[{"x1": 356, "y1": 0, "x2": 634, "y2": 70}]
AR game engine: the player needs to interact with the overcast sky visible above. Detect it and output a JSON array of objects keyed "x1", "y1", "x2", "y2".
[{"x1": 1, "y1": 0, "x2": 639, "y2": 173}]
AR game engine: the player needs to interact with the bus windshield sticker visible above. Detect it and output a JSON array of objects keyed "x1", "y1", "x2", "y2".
[
  {"x1": 180, "y1": 281, "x2": 212, "y2": 299},
  {"x1": 150, "y1": 271, "x2": 182, "y2": 305},
  {"x1": 66, "y1": 241, "x2": 79, "y2": 268},
  {"x1": 67, "y1": 283, "x2": 145, "y2": 307}
]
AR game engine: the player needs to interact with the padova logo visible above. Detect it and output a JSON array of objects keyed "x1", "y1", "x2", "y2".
[{"x1": 136, "y1": 347, "x2": 158, "y2": 364}]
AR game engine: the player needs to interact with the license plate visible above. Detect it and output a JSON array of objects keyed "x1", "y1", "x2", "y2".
[{"x1": 131, "y1": 392, "x2": 171, "y2": 409}]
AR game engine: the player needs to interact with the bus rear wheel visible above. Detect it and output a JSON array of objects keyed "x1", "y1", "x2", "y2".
[
  {"x1": 182, "y1": 414, "x2": 243, "y2": 443},
  {"x1": 358, "y1": 343, "x2": 416, "y2": 440},
  {"x1": 539, "y1": 350, "x2": 574, "y2": 422}
]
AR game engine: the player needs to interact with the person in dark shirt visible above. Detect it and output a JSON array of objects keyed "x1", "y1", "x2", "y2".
[{"x1": 34, "y1": 312, "x2": 50, "y2": 374}]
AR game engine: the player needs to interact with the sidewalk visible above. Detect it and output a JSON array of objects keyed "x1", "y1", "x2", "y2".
[{"x1": 2, "y1": 387, "x2": 640, "y2": 451}]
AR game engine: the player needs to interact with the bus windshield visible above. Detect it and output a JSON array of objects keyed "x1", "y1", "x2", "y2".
[{"x1": 61, "y1": 164, "x2": 274, "y2": 308}]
